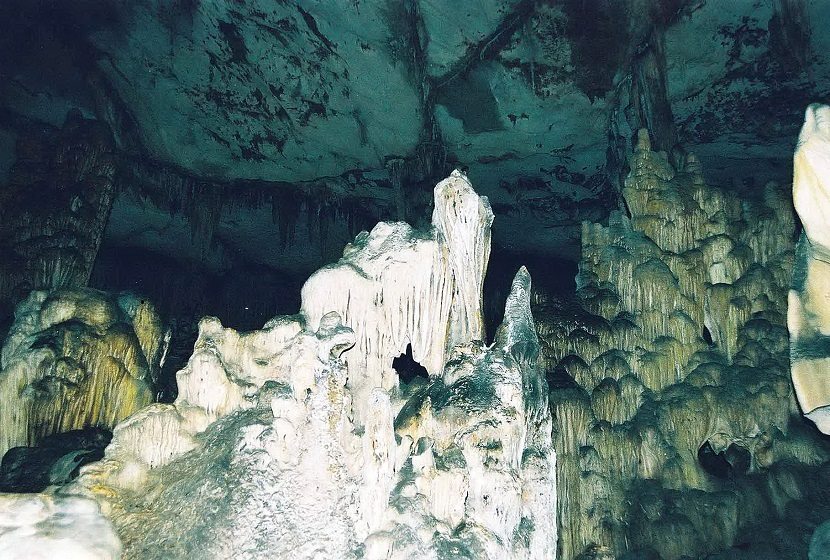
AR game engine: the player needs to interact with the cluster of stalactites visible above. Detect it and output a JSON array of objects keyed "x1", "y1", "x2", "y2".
[
  {"x1": 564, "y1": 129, "x2": 794, "y2": 392},
  {"x1": 0, "y1": 288, "x2": 163, "y2": 458},
  {"x1": 538, "y1": 129, "x2": 806, "y2": 559}
]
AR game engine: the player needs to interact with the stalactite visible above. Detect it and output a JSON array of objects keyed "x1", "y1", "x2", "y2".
[
  {"x1": 387, "y1": 158, "x2": 407, "y2": 221},
  {"x1": 187, "y1": 182, "x2": 223, "y2": 255}
]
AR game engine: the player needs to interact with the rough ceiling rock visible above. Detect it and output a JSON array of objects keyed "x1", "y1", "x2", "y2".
[
  {"x1": 665, "y1": 0, "x2": 830, "y2": 185},
  {"x1": 1, "y1": 0, "x2": 829, "y2": 265},
  {"x1": 88, "y1": 0, "x2": 424, "y2": 182}
]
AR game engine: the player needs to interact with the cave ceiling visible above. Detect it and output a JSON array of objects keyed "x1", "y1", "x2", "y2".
[{"x1": 1, "y1": 0, "x2": 828, "y2": 272}]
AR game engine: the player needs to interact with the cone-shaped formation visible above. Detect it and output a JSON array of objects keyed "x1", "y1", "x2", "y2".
[
  {"x1": 0, "y1": 288, "x2": 163, "y2": 459},
  {"x1": 536, "y1": 131, "x2": 828, "y2": 559},
  {"x1": 789, "y1": 103, "x2": 830, "y2": 434},
  {"x1": 46, "y1": 172, "x2": 554, "y2": 560}
]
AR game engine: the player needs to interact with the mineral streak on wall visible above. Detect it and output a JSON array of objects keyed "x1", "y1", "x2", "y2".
[
  {"x1": 538, "y1": 129, "x2": 828, "y2": 559},
  {"x1": 29, "y1": 172, "x2": 558, "y2": 560},
  {"x1": 0, "y1": 288, "x2": 162, "y2": 458},
  {"x1": 790, "y1": 103, "x2": 830, "y2": 435}
]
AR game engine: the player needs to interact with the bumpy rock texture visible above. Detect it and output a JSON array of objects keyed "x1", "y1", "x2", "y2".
[
  {"x1": 54, "y1": 173, "x2": 555, "y2": 560},
  {"x1": 0, "y1": 493, "x2": 121, "y2": 560},
  {"x1": 537, "y1": 130, "x2": 830, "y2": 559},
  {"x1": 789, "y1": 103, "x2": 830, "y2": 435},
  {"x1": 0, "y1": 288, "x2": 164, "y2": 459}
]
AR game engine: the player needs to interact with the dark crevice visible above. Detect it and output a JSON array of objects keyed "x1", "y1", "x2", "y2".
[
  {"x1": 0, "y1": 427, "x2": 112, "y2": 493},
  {"x1": 698, "y1": 440, "x2": 751, "y2": 479},
  {"x1": 702, "y1": 325, "x2": 714, "y2": 345},
  {"x1": 296, "y1": 5, "x2": 337, "y2": 56},
  {"x1": 218, "y1": 20, "x2": 249, "y2": 64},
  {"x1": 698, "y1": 441, "x2": 731, "y2": 478},
  {"x1": 392, "y1": 344, "x2": 429, "y2": 384}
]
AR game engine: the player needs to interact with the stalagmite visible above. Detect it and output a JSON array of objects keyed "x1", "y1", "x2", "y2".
[
  {"x1": 537, "y1": 129, "x2": 820, "y2": 559},
  {"x1": 789, "y1": 103, "x2": 830, "y2": 434},
  {"x1": 18, "y1": 171, "x2": 559, "y2": 560},
  {"x1": 301, "y1": 169, "x2": 493, "y2": 423},
  {"x1": 0, "y1": 288, "x2": 162, "y2": 458}
]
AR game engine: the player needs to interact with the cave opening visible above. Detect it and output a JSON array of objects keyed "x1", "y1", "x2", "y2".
[
  {"x1": 546, "y1": 364, "x2": 580, "y2": 391},
  {"x1": 392, "y1": 343, "x2": 429, "y2": 385},
  {"x1": 698, "y1": 441, "x2": 731, "y2": 478}
]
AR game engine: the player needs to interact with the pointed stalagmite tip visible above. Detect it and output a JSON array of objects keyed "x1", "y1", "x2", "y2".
[
  {"x1": 636, "y1": 128, "x2": 651, "y2": 152},
  {"x1": 799, "y1": 103, "x2": 830, "y2": 146}
]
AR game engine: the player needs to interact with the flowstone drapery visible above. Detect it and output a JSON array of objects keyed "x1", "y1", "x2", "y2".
[
  {"x1": 0, "y1": 288, "x2": 163, "y2": 459},
  {"x1": 0, "y1": 171, "x2": 557, "y2": 560}
]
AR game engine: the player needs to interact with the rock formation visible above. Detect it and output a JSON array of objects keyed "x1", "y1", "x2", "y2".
[
  {"x1": 789, "y1": 103, "x2": 830, "y2": 560},
  {"x1": 0, "y1": 113, "x2": 117, "y2": 327},
  {"x1": 0, "y1": 288, "x2": 163, "y2": 459},
  {"x1": 537, "y1": 129, "x2": 830, "y2": 559},
  {"x1": 0, "y1": 493, "x2": 121, "y2": 560},
  {"x1": 11, "y1": 172, "x2": 557, "y2": 559},
  {"x1": 301, "y1": 170, "x2": 494, "y2": 422},
  {"x1": 789, "y1": 103, "x2": 830, "y2": 435}
]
